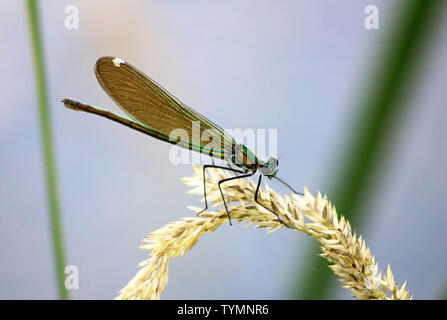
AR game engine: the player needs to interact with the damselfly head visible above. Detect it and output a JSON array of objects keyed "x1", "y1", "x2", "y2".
[{"x1": 259, "y1": 157, "x2": 279, "y2": 177}]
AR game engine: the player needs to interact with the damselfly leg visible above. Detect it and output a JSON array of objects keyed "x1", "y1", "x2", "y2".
[
  {"x1": 254, "y1": 175, "x2": 304, "y2": 226},
  {"x1": 197, "y1": 165, "x2": 248, "y2": 224}
]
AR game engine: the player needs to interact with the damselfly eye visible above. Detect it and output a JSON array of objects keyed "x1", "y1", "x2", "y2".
[{"x1": 268, "y1": 157, "x2": 279, "y2": 168}]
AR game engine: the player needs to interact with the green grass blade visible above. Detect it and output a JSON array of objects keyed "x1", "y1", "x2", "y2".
[
  {"x1": 295, "y1": 0, "x2": 446, "y2": 299},
  {"x1": 25, "y1": 0, "x2": 69, "y2": 300}
]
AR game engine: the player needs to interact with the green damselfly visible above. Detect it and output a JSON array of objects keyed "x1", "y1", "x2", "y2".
[{"x1": 63, "y1": 57, "x2": 302, "y2": 225}]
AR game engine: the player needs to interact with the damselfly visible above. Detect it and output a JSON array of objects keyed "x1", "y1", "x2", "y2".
[{"x1": 63, "y1": 57, "x2": 302, "y2": 225}]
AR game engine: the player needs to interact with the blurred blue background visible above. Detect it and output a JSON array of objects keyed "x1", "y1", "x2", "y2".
[{"x1": 0, "y1": 0, "x2": 446, "y2": 299}]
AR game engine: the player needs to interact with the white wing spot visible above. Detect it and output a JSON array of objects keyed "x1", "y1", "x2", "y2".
[{"x1": 112, "y1": 57, "x2": 125, "y2": 67}]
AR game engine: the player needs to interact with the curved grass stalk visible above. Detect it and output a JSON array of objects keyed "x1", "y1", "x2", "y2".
[{"x1": 117, "y1": 166, "x2": 410, "y2": 300}]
